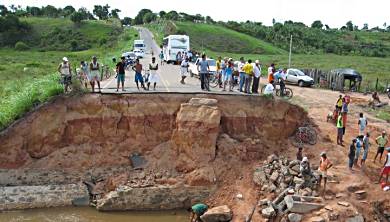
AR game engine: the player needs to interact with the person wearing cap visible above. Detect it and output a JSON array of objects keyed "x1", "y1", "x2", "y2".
[
  {"x1": 242, "y1": 59, "x2": 254, "y2": 94},
  {"x1": 89, "y1": 56, "x2": 101, "y2": 92},
  {"x1": 378, "y1": 147, "x2": 390, "y2": 183},
  {"x1": 252, "y1": 60, "x2": 261, "y2": 93},
  {"x1": 348, "y1": 139, "x2": 357, "y2": 171},
  {"x1": 148, "y1": 57, "x2": 159, "y2": 90},
  {"x1": 58, "y1": 57, "x2": 72, "y2": 93},
  {"x1": 318, "y1": 152, "x2": 332, "y2": 194},
  {"x1": 375, "y1": 131, "x2": 388, "y2": 162},
  {"x1": 116, "y1": 56, "x2": 126, "y2": 92}
]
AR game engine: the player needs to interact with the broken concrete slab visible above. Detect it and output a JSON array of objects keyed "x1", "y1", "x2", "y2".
[
  {"x1": 346, "y1": 214, "x2": 364, "y2": 222},
  {"x1": 310, "y1": 216, "x2": 325, "y2": 222},
  {"x1": 284, "y1": 195, "x2": 325, "y2": 214},
  {"x1": 288, "y1": 213, "x2": 303, "y2": 222},
  {"x1": 200, "y1": 205, "x2": 232, "y2": 222},
  {"x1": 261, "y1": 206, "x2": 276, "y2": 218},
  {"x1": 337, "y1": 201, "x2": 350, "y2": 207}
]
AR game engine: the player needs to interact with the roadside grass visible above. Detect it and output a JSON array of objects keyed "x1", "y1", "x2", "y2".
[{"x1": 0, "y1": 26, "x2": 137, "y2": 130}]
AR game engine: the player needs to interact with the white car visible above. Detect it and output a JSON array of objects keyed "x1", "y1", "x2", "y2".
[
  {"x1": 122, "y1": 52, "x2": 136, "y2": 60},
  {"x1": 285, "y1": 68, "x2": 314, "y2": 87},
  {"x1": 188, "y1": 58, "x2": 217, "y2": 77},
  {"x1": 133, "y1": 50, "x2": 145, "y2": 59}
]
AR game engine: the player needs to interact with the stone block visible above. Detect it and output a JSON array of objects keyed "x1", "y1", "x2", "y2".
[
  {"x1": 284, "y1": 195, "x2": 324, "y2": 214},
  {"x1": 261, "y1": 206, "x2": 275, "y2": 219},
  {"x1": 346, "y1": 215, "x2": 364, "y2": 222},
  {"x1": 200, "y1": 205, "x2": 232, "y2": 222},
  {"x1": 288, "y1": 213, "x2": 303, "y2": 222}
]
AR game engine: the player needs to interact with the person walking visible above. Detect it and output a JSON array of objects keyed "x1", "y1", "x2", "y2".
[
  {"x1": 197, "y1": 54, "x2": 210, "y2": 91},
  {"x1": 354, "y1": 135, "x2": 364, "y2": 167},
  {"x1": 89, "y1": 56, "x2": 101, "y2": 92},
  {"x1": 148, "y1": 57, "x2": 159, "y2": 90},
  {"x1": 58, "y1": 57, "x2": 72, "y2": 93},
  {"x1": 336, "y1": 112, "x2": 344, "y2": 146},
  {"x1": 358, "y1": 113, "x2": 368, "y2": 136},
  {"x1": 375, "y1": 131, "x2": 388, "y2": 163},
  {"x1": 180, "y1": 57, "x2": 189, "y2": 84},
  {"x1": 223, "y1": 59, "x2": 234, "y2": 92},
  {"x1": 252, "y1": 60, "x2": 261, "y2": 93},
  {"x1": 132, "y1": 59, "x2": 145, "y2": 90},
  {"x1": 238, "y1": 57, "x2": 246, "y2": 92},
  {"x1": 115, "y1": 56, "x2": 126, "y2": 92},
  {"x1": 243, "y1": 59, "x2": 254, "y2": 94},
  {"x1": 318, "y1": 152, "x2": 333, "y2": 195},
  {"x1": 348, "y1": 139, "x2": 357, "y2": 171},
  {"x1": 361, "y1": 133, "x2": 370, "y2": 166},
  {"x1": 159, "y1": 50, "x2": 164, "y2": 66},
  {"x1": 378, "y1": 148, "x2": 390, "y2": 184}
]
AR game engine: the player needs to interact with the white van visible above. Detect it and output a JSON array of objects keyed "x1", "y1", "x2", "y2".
[
  {"x1": 133, "y1": 40, "x2": 145, "y2": 52},
  {"x1": 162, "y1": 35, "x2": 190, "y2": 63}
]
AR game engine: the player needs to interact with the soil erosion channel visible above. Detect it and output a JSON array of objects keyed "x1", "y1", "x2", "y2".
[{"x1": 0, "y1": 93, "x2": 307, "y2": 220}]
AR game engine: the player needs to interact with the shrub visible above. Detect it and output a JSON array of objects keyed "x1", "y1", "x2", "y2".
[
  {"x1": 99, "y1": 38, "x2": 107, "y2": 46},
  {"x1": 15, "y1": 41, "x2": 30, "y2": 51}
]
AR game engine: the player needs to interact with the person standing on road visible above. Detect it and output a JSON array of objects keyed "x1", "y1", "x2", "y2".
[
  {"x1": 318, "y1": 152, "x2": 333, "y2": 195},
  {"x1": 374, "y1": 131, "x2": 388, "y2": 163},
  {"x1": 159, "y1": 50, "x2": 164, "y2": 66},
  {"x1": 268, "y1": 63, "x2": 275, "y2": 84},
  {"x1": 336, "y1": 112, "x2": 344, "y2": 146},
  {"x1": 358, "y1": 113, "x2": 368, "y2": 136},
  {"x1": 243, "y1": 59, "x2": 254, "y2": 94},
  {"x1": 238, "y1": 57, "x2": 246, "y2": 92},
  {"x1": 176, "y1": 51, "x2": 182, "y2": 65},
  {"x1": 354, "y1": 135, "x2": 364, "y2": 167},
  {"x1": 132, "y1": 59, "x2": 145, "y2": 90},
  {"x1": 58, "y1": 57, "x2": 72, "y2": 93},
  {"x1": 89, "y1": 56, "x2": 101, "y2": 92},
  {"x1": 361, "y1": 133, "x2": 370, "y2": 166},
  {"x1": 223, "y1": 59, "x2": 234, "y2": 92},
  {"x1": 80, "y1": 61, "x2": 89, "y2": 89},
  {"x1": 116, "y1": 56, "x2": 126, "y2": 92},
  {"x1": 148, "y1": 57, "x2": 159, "y2": 90},
  {"x1": 252, "y1": 60, "x2": 261, "y2": 93},
  {"x1": 197, "y1": 54, "x2": 210, "y2": 91},
  {"x1": 180, "y1": 57, "x2": 189, "y2": 84}
]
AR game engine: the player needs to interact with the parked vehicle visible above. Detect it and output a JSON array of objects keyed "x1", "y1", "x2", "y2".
[
  {"x1": 133, "y1": 40, "x2": 146, "y2": 52},
  {"x1": 162, "y1": 35, "x2": 190, "y2": 63},
  {"x1": 285, "y1": 68, "x2": 314, "y2": 87},
  {"x1": 133, "y1": 49, "x2": 145, "y2": 59},
  {"x1": 188, "y1": 58, "x2": 217, "y2": 77}
]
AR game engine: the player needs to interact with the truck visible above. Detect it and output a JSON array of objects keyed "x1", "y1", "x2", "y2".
[
  {"x1": 162, "y1": 35, "x2": 190, "y2": 63},
  {"x1": 133, "y1": 40, "x2": 146, "y2": 52}
]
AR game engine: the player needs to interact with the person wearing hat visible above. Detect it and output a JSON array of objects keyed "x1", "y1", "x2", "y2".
[
  {"x1": 252, "y1": 60, "x2": 261, "y2": 93},
  {"x1": 89, "y1": 56, "x2": 101, "y2": 92},
  {"x1": 378, "y1": 147, "x2": 390, "y2": 183},
  {"x1": 375, "y1": 131, "x2": 388, "y2": 163},
  {"x1": 57, "y1": 57, "x2": 72, "y2": 93},
  {"x1": 318, "y1": 152, "x2": 332, "y2": 194}
]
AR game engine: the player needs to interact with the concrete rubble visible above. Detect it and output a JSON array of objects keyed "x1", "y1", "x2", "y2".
[
  {"x1": 200, "y1": 205, "x2": 232, "y2": 222},
  {"x1": 254, "y1": 155, "x2": 325, "y2": 220}
]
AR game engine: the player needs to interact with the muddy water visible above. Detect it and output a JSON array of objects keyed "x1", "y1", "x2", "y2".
[{"x1": 0, "y1": 207, "x2": 187, "y2": 222}]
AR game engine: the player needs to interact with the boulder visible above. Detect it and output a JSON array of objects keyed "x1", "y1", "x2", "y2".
[
  {"x1": 288, "y1": 213, "x2": 303, "y2": 222},
  {"x1": 253, "y1": 169, "x2": 267, "y2": 186},
  {"x1": 270, "y1": 171, "x2": 280, "y2": 182},
  {"x1": 346, "y1": 215, "x2": 364, "y2": 222},
  {"x1": 200, "y1": 205, "x2": 232, "y2": 222},
  {"x1": 267, "y1": 154, "x2": 279, "y2": 164},
  {"x1": 310, "y1": 216, "x2": 325, "y2": 222},
  {"x1": 261, "y1": 206, "x2": 276, "y2": 219}
]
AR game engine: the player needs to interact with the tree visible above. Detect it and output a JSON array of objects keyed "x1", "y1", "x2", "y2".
[
  {"x1": 194, "y1": 14, "x2": 204, "y2": 22},
  {"x1": 346, "y1": 21, "x2": 354, "y2": 31},
  {"x1": 134, "y1": 9, "x2": 152, "y2": 24},
  {"x1": 311, "y1": 20, "x2": 323, "y2": 29},
  {"x1": 42, "y1": 5, "x2": 59, "y2": 17},
  {"x1": 159, "y1": 11, "x2": 166, "y2": 19},
  {"x1": 77, "y1": 7, "x2": 90, "y2": 20},
  {"x1": 362, "y1": 23, "x2": 368, "y2": 30},
  {"x1": 0, "y1": 5, "x2": 8, "y2": 16},
  {"x1": 143, "y1": 12, "x2": 156, "y2": 23},
  {"x1": 70, "y1": 11, "x2": 84, "y2": 24},
  {"x1": 205, "y1": 16, "x2": 215, "y2": 24},
  {"x1": 121, "y1": 17, "x2": 132, "y2": 25},
  {"x1": 62, "y1": 5, "x2": 75, "y2": 17},
  {"x1": 26, "y1": 6, "x2": 42, "y2": 16},
  {"x1": 93, "y1": 5, "x2": 109, "y2": 20},
  {"x1": 165, "y1": 10, "x2": 179, "y2": 21},
  {"x1": 325, "y1": 24, "x2": 330, "y2": 30},
  {"x1": 110, "y1": 9, "x2": 120, "y2": 19},
  {"x1": 102, "y1": 4, "x2": 110, "y2": 19}
]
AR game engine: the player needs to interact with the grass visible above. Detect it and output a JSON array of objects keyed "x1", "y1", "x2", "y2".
[{"x1": 0, "y1": 18, "x2": 137, "y2": 130}]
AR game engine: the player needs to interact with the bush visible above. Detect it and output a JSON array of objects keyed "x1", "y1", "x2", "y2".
[
  {"x1": 99, "y1": 38, "x2": 107, "y2": 46},
  {"x1": 15, "y1": 41, "x2": 30, "y2": 51}
]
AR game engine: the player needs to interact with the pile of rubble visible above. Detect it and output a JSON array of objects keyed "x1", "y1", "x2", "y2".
[{"x1": 254, "y1": 155, "x2": 325, "y2": 220}]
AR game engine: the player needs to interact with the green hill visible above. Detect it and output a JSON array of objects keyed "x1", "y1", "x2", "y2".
[{"x1": 146, "y1": 21, "x2": 285, "y2": 55}]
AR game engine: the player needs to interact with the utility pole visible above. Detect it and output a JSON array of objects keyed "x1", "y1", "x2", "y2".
[{"x1": 288, "y1": 35, "x2": 292, "y2": 68}]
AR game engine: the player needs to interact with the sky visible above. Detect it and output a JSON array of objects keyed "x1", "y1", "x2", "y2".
[{"x1": 2, "y1": 0, "x2": 389, "y2": 28}]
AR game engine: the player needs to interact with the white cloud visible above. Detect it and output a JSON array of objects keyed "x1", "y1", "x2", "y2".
[{"x1": 2, "y1": 0, "x2": 389, "y2": 28}]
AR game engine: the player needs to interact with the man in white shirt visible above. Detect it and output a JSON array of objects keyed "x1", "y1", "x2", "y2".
[
  {"x1": 263, "y1": 80, "x2": 275, "y2": 97},
  {"x1": 252, "y1": 60, "x2": 261, "y2": 93},
  {"x1": 238, "y1": 57, "x2": 246, "y2": 92}
]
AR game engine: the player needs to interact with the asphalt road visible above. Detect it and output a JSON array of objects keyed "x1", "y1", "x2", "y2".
[{"x1": 100, "y1": 27, "x2": 244, "y2": 94}]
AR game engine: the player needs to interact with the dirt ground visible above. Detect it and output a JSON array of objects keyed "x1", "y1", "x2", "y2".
[{"x1": 207, "y1": 84, "x2": 390, "y2": 221}]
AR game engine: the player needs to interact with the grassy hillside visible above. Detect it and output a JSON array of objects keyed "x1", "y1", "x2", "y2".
[
  {"x1": 0, "y1": 17, "x2": 137, "y2": 130},
  {"x1": 146, "y1": 21, "x2": 285, "y2": 55}
]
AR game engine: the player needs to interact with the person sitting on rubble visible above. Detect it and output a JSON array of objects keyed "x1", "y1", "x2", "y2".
[
  {"x1": 372, "y1": 91, "x2": 381, "y2": 104},
  {"x1": 188, "y1": 203, "x2": 208, "y2": 222},
  {"x1": 300, "y1": 157, "x2": 313, "y2": 184}
]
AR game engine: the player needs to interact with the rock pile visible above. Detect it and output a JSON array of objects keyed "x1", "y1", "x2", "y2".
[{"x1": 254, "y1": 155, "x2": 324, "y2": 220}]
